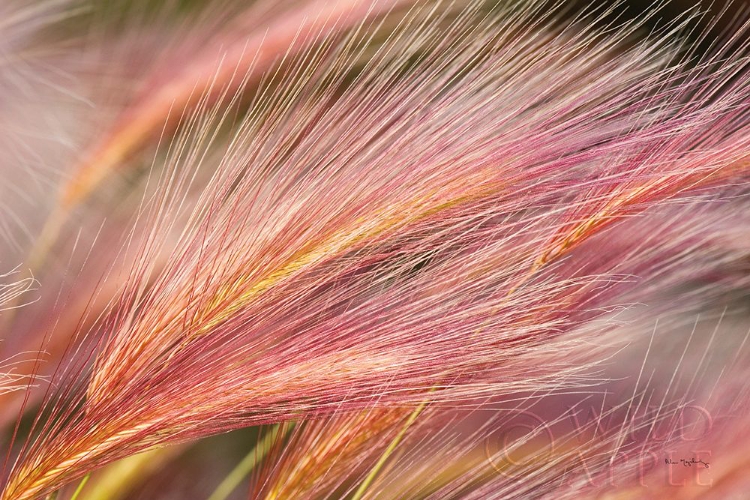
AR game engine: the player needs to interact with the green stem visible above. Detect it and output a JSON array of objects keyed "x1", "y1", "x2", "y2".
[
  {"x1": 351, "y1": 394, "x2": 433, "y2": 500},
  {"x1": 207, "y1": 424, "x2": 292, "y2": 500},
  {"x1": 69, "y1": 474, "x2": 90, "y2": 500}
]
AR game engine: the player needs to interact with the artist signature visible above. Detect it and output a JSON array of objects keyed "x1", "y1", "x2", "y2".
[{"x1": 665, "y1": 457, "x2": 710, "y2": 469}]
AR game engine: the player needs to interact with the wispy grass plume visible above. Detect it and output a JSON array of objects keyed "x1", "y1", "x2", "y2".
[{"x1": 0, "y1": 0, "x2": 749, "y2": 499}]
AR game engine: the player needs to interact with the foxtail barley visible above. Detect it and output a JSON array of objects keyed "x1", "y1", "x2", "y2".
[{"x1": 0, "y1": 0, "x2": 749, "y2": 498}]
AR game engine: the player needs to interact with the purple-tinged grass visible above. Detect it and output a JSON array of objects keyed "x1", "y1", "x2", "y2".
[{"x1": 1, "y1": 1, "x2": 749, "y2": 498}]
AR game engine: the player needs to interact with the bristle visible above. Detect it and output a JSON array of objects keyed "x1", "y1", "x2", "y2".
[{"x1": 0, "y1": 269, "x2": 36, "y2": 396}]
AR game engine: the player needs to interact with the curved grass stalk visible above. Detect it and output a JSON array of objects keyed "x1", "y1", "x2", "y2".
[
  {"x1": 68, "y1": 474, "x2": 88, "y2": 500},
  {"x1": 351, "y1": 398, "x2": 431, "y2": 500},
  {"x1": 208, "y1": 424, "x2": 291, "y2": 500}
]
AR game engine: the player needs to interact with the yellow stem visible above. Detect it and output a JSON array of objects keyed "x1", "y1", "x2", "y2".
[
  {"x1": 69, "y1": 474, "x2": 89, "y2": 500},
  {"x1": 351, "y1": 394, "x2": 433, "y2": 500},
  {"x1": 207, "y1": 424, "x2": 292, "y2": 500}
]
